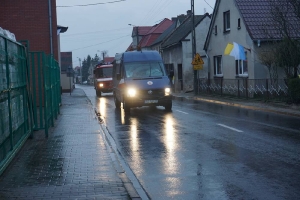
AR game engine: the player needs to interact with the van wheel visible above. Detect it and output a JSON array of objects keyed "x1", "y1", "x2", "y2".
[
  {"x1": 96, "y1": 90, "x2": 102, "y2": 97},
  {"x1": 123, "y1": 101, "x2": 130, "y2": 113},
  {"x1": 165, "y1": 101, "x2": 172, "y2": 111},
  {"x1": 114, "y1": 94, "x2": 121, "y2": 108}
]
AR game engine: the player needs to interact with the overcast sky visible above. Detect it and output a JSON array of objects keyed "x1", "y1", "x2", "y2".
[{"x1": 56, "y1": 0, "x2": 216, "y2": 67}]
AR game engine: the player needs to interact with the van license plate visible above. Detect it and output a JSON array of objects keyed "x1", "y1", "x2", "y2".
[{"x1": 145, "y1": 100, "x2": 158, "y2": 103}]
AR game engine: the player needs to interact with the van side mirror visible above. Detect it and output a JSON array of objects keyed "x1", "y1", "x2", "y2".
[{"x1": 116, "y1": 73, "x2": 121, "y2": 80}]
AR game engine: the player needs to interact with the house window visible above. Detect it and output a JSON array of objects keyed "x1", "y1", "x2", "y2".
[
  {"x1": 214, "y1": 55, "x2": 223, "y2": 76},
  {"x1": 223, "y1": 11, "x2": 230, "y2": 32},
  {"x1": 214, "y1": 25, "x2": 217, "y2": 35},
  {"x1": 238, "y1": 18, "x2": 241, "y2": 29},
  {"x1": 235, "y1": 52, "x2": 248, "y2": 76}
]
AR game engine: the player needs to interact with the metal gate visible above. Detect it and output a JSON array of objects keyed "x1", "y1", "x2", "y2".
[
  {"x1": 0, "y1": 34, "x2": 32, "y2": 174},
  {"x1": 0, "y1": 35, "x2": 61, "y2": 175},
  {"x1": 28, "y1": 52, "x2": 61, "y2": 137}
]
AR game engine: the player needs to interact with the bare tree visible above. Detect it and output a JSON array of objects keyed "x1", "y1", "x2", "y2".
[
  {"x1": 258, "y1": 48, "x2": 278, "y2": 83},
  {"x1": 259, "y1": 0, "x2": 300, "y2": 78}
]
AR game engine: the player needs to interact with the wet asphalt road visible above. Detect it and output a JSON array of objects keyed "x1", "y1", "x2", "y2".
[{"x1": 81, "y1": 85, "x2": 300, "y2": 200}]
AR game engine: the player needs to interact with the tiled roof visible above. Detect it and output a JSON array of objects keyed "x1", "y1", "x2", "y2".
[
  {"x1": 204, "y1": 0, "x2": 300, "y2": 50},
  {"x1": 139, "y1": 34, "x2": 160, "y2": 48},
  {"x1": 132, "y1": 26, "x2": 152, "y2": 37},
  {"x1": 126, "y1": 42, "x2": 133, "y2": 51},
  {"x1": 138, "y1": 18, "x2": 173, "y2": 48},
  {"x1": 161, "y1": 14, "x2": 209, "y2": 49},
  {"x1": 150, "y1": 13, "x2": 193, "y2": 47},
  {"x1": 236, "y1": 0, "x2": 300, "y2": 40},
  {"x1": 151, "y1": 21, "x2": 177, "y2": 47}
]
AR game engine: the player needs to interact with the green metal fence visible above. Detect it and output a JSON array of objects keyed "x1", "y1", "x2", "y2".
[
  {"x1": 0, "y1": 35, "x2": 32, "y2": 175},
  {"x1": 0, "y1": 35, "x2": 61, "y2": 175},
  {"x1": 28, "y1": 52, "x2": 61, "y2": 137}
]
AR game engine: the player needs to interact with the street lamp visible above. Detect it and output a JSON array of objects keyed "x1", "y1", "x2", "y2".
[
  {"x1": 77, "y1": 57, "x2": 82, "y2": 84},
  {"x1": 128, "y1": 24, "x2": 139, "y2": 50}
]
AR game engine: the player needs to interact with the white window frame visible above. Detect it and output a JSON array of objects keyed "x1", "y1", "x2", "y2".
[
  {"x1": 214, "y1": 55, "x2": 223, "y2": 76},
  {"x1": 236, "y1": 52, "x2": 248, "y2": 77},
  {"x1": 224, "y1": 11, "x2": 230, "y2": 32}
]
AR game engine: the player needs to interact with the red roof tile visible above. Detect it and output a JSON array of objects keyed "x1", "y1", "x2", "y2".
[{"x1": 138, "y1": 18, "x2": 174, "y2": 47}]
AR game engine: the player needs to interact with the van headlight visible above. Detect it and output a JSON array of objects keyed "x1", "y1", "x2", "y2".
[
  {"x1": 165, "y1": 87, "x2": 171, "y2": 96},
  {"x1": 99, "y1": 83, "x2": 104, "y2": 87},
  {"x1": 127, "y1": 88, "x2": 136, "y2": 97}
]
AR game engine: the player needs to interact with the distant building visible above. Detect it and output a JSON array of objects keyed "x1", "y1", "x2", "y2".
[
  {"x1": 61, "y1": 52, "x2": 74, "y2": 92},
  {"x1": 61, "y1": 52, "x2": 73, "y2": 73}
]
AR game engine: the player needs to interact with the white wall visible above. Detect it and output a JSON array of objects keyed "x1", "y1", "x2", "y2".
[
  {"x1": 206, "y1": 0, "x2": 258, "y2": 79},
  {"x1": 182, "y1": 16, "x2": 211, "y2": 92},
  {"x1": 162, "y1": 46, "x2": 183, "y2": 92}
]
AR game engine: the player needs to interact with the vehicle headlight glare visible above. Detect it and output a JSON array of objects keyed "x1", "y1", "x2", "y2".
[
  {"x1": 127, "y1": 88, "x2": 136, "y2": 97},
  {"x1": 99, "y1": 83, "x2": 104, "y2": 87},
  {"x1": 165, "y1": 87, "x2": 171, "y2": 95}
]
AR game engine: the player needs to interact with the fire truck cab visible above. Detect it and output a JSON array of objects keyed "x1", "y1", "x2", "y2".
[{"x1": 93, "y1": 64, "x2": 113, "y2": 97}]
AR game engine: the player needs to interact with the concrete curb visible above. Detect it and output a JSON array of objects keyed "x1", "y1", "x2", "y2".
[
  {"x1": 185, "y1": 96, "x2": 300, "y2": 118},
  {"x1": 94, "y1": 107, "x2": 143, "y2": 200}
]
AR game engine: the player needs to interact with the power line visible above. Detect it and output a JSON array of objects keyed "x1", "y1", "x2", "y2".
[
  {"x1": 138, "y1": 0, "x2": 163, "y2": 24},
  {"x1": 61, "y1": 27, "x2": 130, "y2": 37},
  {"x1": 141, "y1": 0, "x2": 173, "y2": 25},
  {"x1": 57, "y1": 0, "x2": 126, "y2": 8},
  {"x1": 204, "y1": 0, "x2": 214, "y2": 9},
  {"x1": 71, "y1": 34, "x2": 130, "y2": 51}
]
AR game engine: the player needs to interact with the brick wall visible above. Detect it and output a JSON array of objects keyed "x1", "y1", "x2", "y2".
[{"x1": 0, "y1": 0, "x2": 59, "y2": 60}]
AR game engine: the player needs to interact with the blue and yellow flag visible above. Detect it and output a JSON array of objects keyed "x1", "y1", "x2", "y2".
[{"x1": 224, "y1": 42, "x2": 246, "y2": 60}]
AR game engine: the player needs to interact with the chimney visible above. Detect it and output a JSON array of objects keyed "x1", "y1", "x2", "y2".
[
  {"x1": 171, "y1": 17, "x2": 177, "y2": 22},
  {"x1": 187, "y1": 10, "x2": 192, "y2": 16}
]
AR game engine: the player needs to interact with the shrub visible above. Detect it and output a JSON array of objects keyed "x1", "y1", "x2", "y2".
[{"x1": 288, "y1": 78, "x2": 300, "y2": 104}]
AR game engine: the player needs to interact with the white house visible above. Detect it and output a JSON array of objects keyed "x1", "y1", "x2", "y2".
[{"x1": 161, "y1": 13, "x2": 211, "y2": 92}]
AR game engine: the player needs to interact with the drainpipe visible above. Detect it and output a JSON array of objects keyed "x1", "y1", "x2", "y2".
[
  {"x1": 205, "y1": 51, "x2": 210, "y2": 93},
  {"x1": 48, "y1": 0, "x2": 53, "y2": 55}
]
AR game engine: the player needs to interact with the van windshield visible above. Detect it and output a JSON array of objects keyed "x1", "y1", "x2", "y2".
[
  {"x1": 124, "y1": 61, "x2": 166, "y2": 78},
  {"x1": 94, "y1": 67, "x2": 112, "y2": 78}
]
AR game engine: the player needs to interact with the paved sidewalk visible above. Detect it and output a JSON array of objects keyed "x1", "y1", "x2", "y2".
[{"x1": 0, "y1": 88, "x2": 139, "y2": 200}]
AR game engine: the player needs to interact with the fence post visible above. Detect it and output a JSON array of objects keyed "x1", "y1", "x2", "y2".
[
  {"x1": 246, "y1": 79, "x2": 248, "y2": 99},
  {"x1": 238, "y1": 79, "x2": 240, "y2": 98},
  {"x1": 4, "y1": 39, "x2": 13, "y2": 151},
  {"x1": 221, "y1": 78, "x2": 223, "y2": 96},
  {"x1": 266, "y1": 79, "x2": 269, "y2": 100},
  {"x1": 207, "y1": 78, "x2": 210, "y2": 94}
]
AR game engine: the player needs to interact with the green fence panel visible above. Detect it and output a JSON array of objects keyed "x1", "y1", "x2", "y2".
[
  {"x1": 0, "y1": 34, "x2": 32, "y2": 175},
  {"x1": 28, "y1": 52, "x2": 61, "y2": 137}
]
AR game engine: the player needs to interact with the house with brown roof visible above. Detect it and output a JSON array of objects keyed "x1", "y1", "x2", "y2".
[
  {"x1": 128, "y1": 26, "x2": 153, "y2": 50},
  {"x1": 204, "y1": 0, "x2": 300, "y2": 82},
  {"x1": 160, "y1": 13, "x2": 211, "y2": 92},
  {"x1": 138, "y1": 18, "x2": 173, "y2": 50},
  {"x1": 150, "y1": 13, "x2": 190, "y2": 53}
]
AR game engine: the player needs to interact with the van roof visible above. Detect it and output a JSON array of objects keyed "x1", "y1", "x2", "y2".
[{"x1": 122, "y1": 51, "x2": 162, "y2": 63}]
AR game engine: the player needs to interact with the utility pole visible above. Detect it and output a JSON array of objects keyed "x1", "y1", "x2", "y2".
[
  {"x1": 129, "y1": 24, "x2": 139, "y2": 50},
  {"x1": 191, "y1": 0, "x2": 198, "y2": 95},
  {"x1": 136, "y1": 26, "x2": 139, "y2": 49},
  {"x1": 102, "y1": 51, "x2": 105, "y2": 63},
  {"x1": 77, "y1": 57, "x2": 82, "y2": 84}
]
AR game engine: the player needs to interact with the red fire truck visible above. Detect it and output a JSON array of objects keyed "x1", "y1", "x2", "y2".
[{"x1": 93, "y1": 64, "x2": 113, "y2": 97}]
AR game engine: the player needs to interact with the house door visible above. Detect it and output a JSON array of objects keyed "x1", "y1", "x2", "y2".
[{"x1": 177, "y1": 64, "x2": 183, "y2": 91}]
